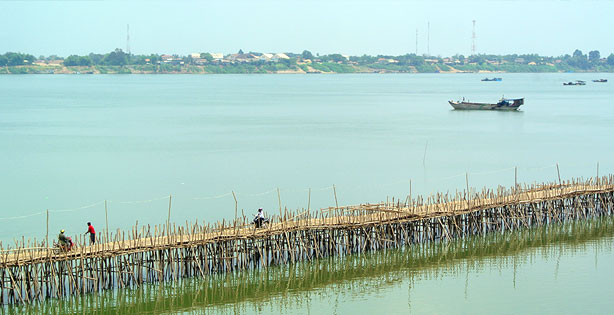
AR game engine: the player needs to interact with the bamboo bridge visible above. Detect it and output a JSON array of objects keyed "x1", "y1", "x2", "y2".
[{"x1": 1, "y1": 176, "x2": 614, "y2": 305}]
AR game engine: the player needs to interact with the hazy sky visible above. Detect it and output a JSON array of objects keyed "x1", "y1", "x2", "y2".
[{"x1": 1, "y1": 0, "x2": 612, "y2": 57}]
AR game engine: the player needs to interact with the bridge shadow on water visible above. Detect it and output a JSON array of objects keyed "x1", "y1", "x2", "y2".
[{"x1": 6, "y1": 216, "x2": 614, "y2": 314}]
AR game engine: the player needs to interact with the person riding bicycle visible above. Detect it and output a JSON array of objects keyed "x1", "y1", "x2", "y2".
[
  {"x1": 253, "y1": 208, "x2": 267, "y2": 228},
  {"x1": 58, "y1": 229, "x2": 73, "y2": 251}
]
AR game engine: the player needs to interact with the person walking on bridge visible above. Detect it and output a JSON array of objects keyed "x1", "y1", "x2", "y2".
[{"x1": 84, "y1": 222, "x2": 96, "y2": 245}]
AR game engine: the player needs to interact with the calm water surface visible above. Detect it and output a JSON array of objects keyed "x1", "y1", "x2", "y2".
[
  {"x1": 1, "y1": 73, "x2": 612, "y2": 242},
  {"x1": 1, "y1": 73, "x2": 613, "y2": 313},
  {"x1": 7, "y1": 216, "x2": 614, "y2": 314}
]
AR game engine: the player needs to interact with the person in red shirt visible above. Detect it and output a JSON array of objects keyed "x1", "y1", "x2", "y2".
[{"x1": 84, "y1": 222, "x2": 96, "y2": 245}]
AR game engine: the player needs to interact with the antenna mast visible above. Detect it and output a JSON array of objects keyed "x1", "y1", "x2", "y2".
[
  {"x1": 471, "y1": 20, "x2": 476, "y2": 55},
  {"x1": 126, "y1": 24, "x2": 131, "y2": 55}
]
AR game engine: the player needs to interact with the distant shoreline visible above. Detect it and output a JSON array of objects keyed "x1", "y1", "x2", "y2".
[{"x1": 2, "y1": 64, "x2": 613, "y2": 75}]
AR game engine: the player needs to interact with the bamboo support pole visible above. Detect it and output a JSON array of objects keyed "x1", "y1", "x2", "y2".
[{"x1": 0, "y1": 176, "x2": 613, "y2": 305}]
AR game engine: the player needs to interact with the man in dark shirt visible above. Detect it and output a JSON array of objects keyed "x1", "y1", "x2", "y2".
[
  {"x1": 84, "y1": 222, "x2": 96, "y2": 245},
  {"x1": 58, "y1": 230, "x2": 72, "y2": 251},
  {"x1": 58, "y1": 230, "x2": 68, "y2": 245}
]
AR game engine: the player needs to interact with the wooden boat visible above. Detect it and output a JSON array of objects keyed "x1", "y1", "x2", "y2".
[
  {"x1": 563, "y1": 80, "x2": 586, "y2": 86},
  {"x1": 481, "y1": 77, "x2": 502, "y2": 81},
  {"x1": 448, "y1": 97, "x2": 524, "y2": 110},
  {"x1": 592, "y1": 79, "x2": 607, "y2": 83}
]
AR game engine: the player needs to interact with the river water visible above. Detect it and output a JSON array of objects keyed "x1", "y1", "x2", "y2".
[
  {"x1": 6, "y1": 216, "x2": 614, "y2": 314},
  {"x1": 1, "y1": 73, "x2": 613, "y2": 312}
]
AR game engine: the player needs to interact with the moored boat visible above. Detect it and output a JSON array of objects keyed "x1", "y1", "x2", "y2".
[
  {"x1": 481, "y1": 77, "x2": 502, "y2": 81},
  {"x1": 592, "y1": 79, "x2": 607, "y2": 83},
  {"x1": 563, "y1": 80, "x2": 586, "y2": 86},
  {"x1": 448, "y1": 97, "x2": 524, "y2": 110}
]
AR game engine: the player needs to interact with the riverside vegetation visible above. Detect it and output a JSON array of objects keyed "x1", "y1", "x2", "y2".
[{"x1": 2, "y1": 49, "x2": 614, "y2": 74}]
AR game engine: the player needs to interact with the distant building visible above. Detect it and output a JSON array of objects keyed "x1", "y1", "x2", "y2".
[
  {"x1": 210, "y1": 53, "x2": 224, "y2": 60},
  {"x1": 273, "y1": 53, "x2": 290, "y2": 60},
  {"x1": 259, "y1": 53, "x2": 274, "y2": 61},
  {"x1": 48, "y1": 60, "x2": 64, "y2": 66},
  {"x1": 190, "y1": 53, "x2": 201, "y2": 59},
  {"x1": 377, "y1": 58, "x2": 398, "y2": 63},
  {"x1": 226, "y1": 53, "x2": 257, "y2": 62}
]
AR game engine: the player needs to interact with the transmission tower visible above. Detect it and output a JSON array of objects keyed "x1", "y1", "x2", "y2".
[
  {"x1": 126, "y1": 24, "x2": 131, "y2": 55},
  {"x1": 471, "y1": 20, "x2": 476, "y2": 55}
]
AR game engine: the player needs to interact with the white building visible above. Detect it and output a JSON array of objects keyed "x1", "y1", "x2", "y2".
[{"x1": 210, "y1": 53, "x2": 224, "y2": 60}]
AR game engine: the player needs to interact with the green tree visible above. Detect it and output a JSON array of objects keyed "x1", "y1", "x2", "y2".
[
  {"x1": 88, "y1": 53, "x2": 105, "y2": 65},
  {"x1": 4, "y1": 52, "x2": 35, "y2": 66},
  {"x1": 0, "y1": 55, "x2": 7, "y2": 66},
  {"x1": 301, "y1": 50, "x2": 314, "y2": 60},
  {"x1": 64, "y1": 55, "x2": 92, "y2": 66},
  {"x1": 588, "y1": 50, "x2": 600, "y2": 62},
  {"x1": 325, "y1": 54, "x2": 346, "y2": 63},
  {"x1": 468, "y1": 54, "x2": 486, "y2": 64},
  {"x1": 102, "y1": 49, "x2": 128, "y2": 66},
  {"x1": 200, "y1": 53, "x2": 213, "y2": 62},
  {"x1": 567, "y1": 49, "x2": 589, "y2": 69},
  {"x1": 607, "y1": 54, "x2": 614, "y2": 66}
]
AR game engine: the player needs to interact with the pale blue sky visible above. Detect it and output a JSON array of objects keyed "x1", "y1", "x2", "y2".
[{"x1": 1, "y1": 0, "x2": 612, "y2": 57}]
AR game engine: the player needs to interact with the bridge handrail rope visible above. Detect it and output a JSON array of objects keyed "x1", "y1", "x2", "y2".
[
  {"x1": 0, "y1": 164, "x2": 604, "y2": 223},
  {"x1": 113, "y1": 195, "x2": 171, "y2": 204},
  {"x1": 48, "y1": 201, "x2": 105, "y2": 213},
  {"x1": 0, "y1": 211, "x2": 46, "y2": 221},
  {"x1": 1, "y1": 175, "x2": 612, "y2": 253},
  {"x1": 191, "y1": 192, "x2": 233, "y2": 200}
]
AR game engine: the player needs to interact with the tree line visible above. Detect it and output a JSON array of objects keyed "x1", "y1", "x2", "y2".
[{"x1": 2, "y1": 49, "x2": 614, "y2": 71}]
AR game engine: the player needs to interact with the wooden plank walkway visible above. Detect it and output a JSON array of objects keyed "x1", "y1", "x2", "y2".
[
  {"x1": 1, "y1": 176, "x2": 613, "y2": 305},
  {"x1": 2, "y1": 178, "x2": 613, "y2": 268}
]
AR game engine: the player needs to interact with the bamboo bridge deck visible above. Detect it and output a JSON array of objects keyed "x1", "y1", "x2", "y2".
[{"x1": 1, "y1": 176, "x2": 613, "y2": 304}]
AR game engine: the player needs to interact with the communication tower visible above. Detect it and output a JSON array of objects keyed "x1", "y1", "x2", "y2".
[{"x1": 126, "y1": 24, "x2": 131, "y2": 55}]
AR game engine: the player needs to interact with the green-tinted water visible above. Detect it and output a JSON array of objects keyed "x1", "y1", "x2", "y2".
[
  {"x1": 0, "y1": 73, "x2": 613, "y2": 243},
  {"x1": 1, "y1": 73, "x2": 614, "y2": 313},
  {"x1": 7, "y1": 216, "x2": 614, "y2": 314}
]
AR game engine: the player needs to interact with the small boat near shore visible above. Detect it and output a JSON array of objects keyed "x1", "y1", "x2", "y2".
[
  {"x1": 592, "y1": 79, "x2": 608, "y2": 83},
  {"x1": 563, "y1": 80, "x2": 586, "y2": 86},
  {"x1": 448, "y1": 97, "x2": 524, "y2": 110},
  {"x1": 481, "y1": 77, "x2": 502, "y2": 81}
]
